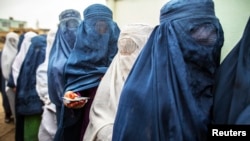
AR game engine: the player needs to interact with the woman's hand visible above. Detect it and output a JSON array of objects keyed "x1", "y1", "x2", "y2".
[
  {"x1": 63, "y1": 91, "x2": 88, "y2": 109},
  {"x1": 13, "y1": 87, "x2": 16, "y2": 93}
]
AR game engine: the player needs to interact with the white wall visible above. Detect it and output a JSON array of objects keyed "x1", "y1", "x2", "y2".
[{"x1": 107, "y1": 0, "x2": 168, "y2": 28}]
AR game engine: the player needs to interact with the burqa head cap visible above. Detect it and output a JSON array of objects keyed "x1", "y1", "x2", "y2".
[
  {"x1": 160, "y1": 0, "x2": 214, "y2": 23},
  {"x1": 83, "y1": 4, "x2": 113, "y2": 20},
  {"x1": 161, "y1": 0, "x2": 213, "y2": 10},
  {"x1": 59, "y1": 9, "x2": 81, "y2": 22}
]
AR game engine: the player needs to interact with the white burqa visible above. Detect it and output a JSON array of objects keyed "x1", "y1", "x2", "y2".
[
  {"x1": 1, "y1": 32, "x2": 19, "y2": 122},
  {"x1": 83, "y1": 23, "x2": 154, "y2": 141},
  {"x1": 1, "y1": 32, "x2": 19, "y2": 80},
  {"x1": 36, "y1": 27, "x2": 58, "y2": 141}
]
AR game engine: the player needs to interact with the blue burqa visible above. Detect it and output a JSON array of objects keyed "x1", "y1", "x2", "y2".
[
  {"x1": 54, "y1": 4, "x2": 120, "y2": 141},
  {"x1": 64, "y1": 4, "x2": 120, "y2": 92},
  {"x1": 16, "y1": 34, "x2": 47, "y2": 115},
  {"x1": 112, "y1": 0, "x2": 224, "y2": 141},
  {"x1": 47, "y1": 9, "x2": 81, "y2": 108},
  {"x1": 212, "y1": 17, "x2": 250, "y2": 124}
]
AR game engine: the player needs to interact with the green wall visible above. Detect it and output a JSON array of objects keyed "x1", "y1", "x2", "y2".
[{"x1": 214, "y1": 0, "x2": 250, "y2": 62}]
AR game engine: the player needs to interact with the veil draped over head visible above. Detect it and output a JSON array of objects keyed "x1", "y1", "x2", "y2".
[
  {"x1": 35, "y1": 28, "x2": 57, "y2": 141},
  {"x1": 112, "y1": 0, "x2": 224, "y2": 141},
  {"x1": 47, "y1": 9, "x2": 81, "y2": 107},
  {"x1": 1, "y1": 32, "x2": 19, "y2": 80},
  {"x1": 64, "y1": 4, "x2": 120, "y2": 93},
  {"x1": 213, "y1": 17, "x2": 250, "y2": 124},
  {"x1": 36, "y1": 27, "x2": 57, "y2": 108},
  {"x1": 16, "y1": 34, "x2": 47, "y2": 115},
  {"x1": 6, "y1": 33, "x2": 25, "y2": 90},
  {"x1": 12, "y1": 31, "x2": 37, "y2": 86},
  {"x1": 53, "y1": 4, "x2": 120, "y2": 141}
]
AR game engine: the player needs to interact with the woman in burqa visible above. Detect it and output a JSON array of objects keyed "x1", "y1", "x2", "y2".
[
  {"x1": 112, "y1": 0, "x2": 224, "y2": 141},
  {"x1": 12, "y1": 31, "x2": 37, "y2": 86},
  {"x1": 59, "y1": 4, "x2": 120, "y2": 141},
  {"x1": 83, "y1": 23, "x2": 153, "y2": 141},
  {"x1": 1, "y1": 32, "x2": 19, "y2": 82},
  {"x1": 212, "y1": 17, "x2": 250, "y2": 124},
  {"x1": 11, "y1": 31, "x2": 37, "y2": 141},
  {"x1": 6, "y1": 33, "x2": 25, "y2": 123},
  {"x1": 16, "y1": 34, "x2": 47, "y2": 141},
  {"x1": 1, "y1": 32, "x2": 19, "y2": 123},
  {"x1": 47, "y1": 9, "x2": 81, "y2": 128},
  {"x1": 36, "y1": 27, "x2": 57, "y2": 141}
]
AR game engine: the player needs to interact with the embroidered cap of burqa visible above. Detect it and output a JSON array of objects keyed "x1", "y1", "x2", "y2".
[
  {"x1": 112, "y1": 0, "x2": 224, "y2": 141},
  {"x1": 64, "y1": 4, "x2": 120, "y2": 92},
  {"x1": 213, "y1": 17, "x2": 250, "y2": 124},
  {"x1": 16, "y1": 34, "x2": 47, "y2": 115},
  {"x1": 47, "y1": 9, "x2": 81, "y2": 107}
]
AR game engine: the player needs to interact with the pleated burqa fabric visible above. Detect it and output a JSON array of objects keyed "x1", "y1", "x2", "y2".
[
  {"x1": 47, "y1": 9, "x2": 81, "y2": 107},
  {"x1": 15, "y1": 34, "x2": 47, "y2": 141},
  {"x1": 7, "y1": 33, "x2": 25, "y2": 88},
  {"x1": 1, "y1": 32, "x2": 19, "y2": 123},
  {"x1": 36, "y1": 28, "x2": 57, "y2": 108},
  {"x1": 83, "y1": 24, "x2": 154, "y2": 141},
  {"x1": 16, "y1": 34, "x2": 47, "y2": 115},
  {"x1": 12, "y1": 31, "x2": 37, "y2": 86},
  {"x1": 212, "y1": 17, "x2": 250, "y2": 124},
  {"x1": 55, "y1": 4, "x2": 120, "y2": 141},
  {"x1": 112, "y1": 0, "x2": 224, "y2": 141},
  {"x1": 64, "y1": 4, "x2": 120, "y2": 92},
  {"x1": 36, "y1": 28, "x2": 57, "y2": 141},
  {"x1": 47, "y1": 9, "x2": 81, "y2": 124},
  {"x1": 1, "y1": 32, "x2": 19, "y2": 80},
  {"x1": 13, "y1": 32, "x2": 38, "y2": 141}
]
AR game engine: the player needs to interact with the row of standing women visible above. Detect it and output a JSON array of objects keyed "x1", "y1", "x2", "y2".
[{"x1": 1, "y1": 0, "x2": 250, "y2": 141}]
